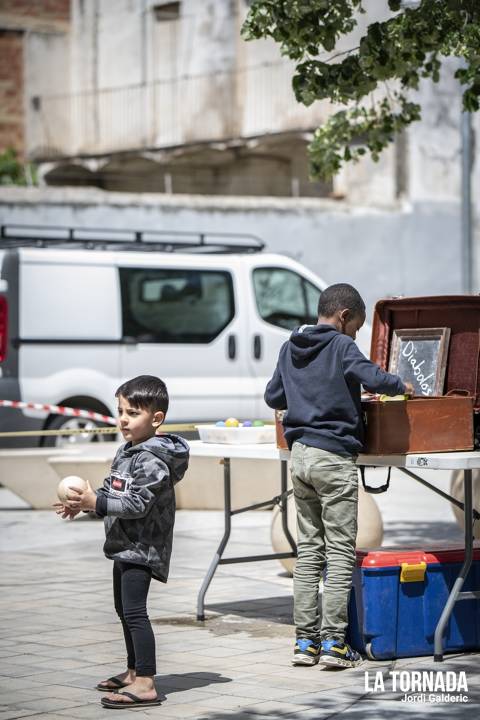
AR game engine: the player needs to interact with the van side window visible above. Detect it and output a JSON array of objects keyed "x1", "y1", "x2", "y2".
[
  {"x1": 120, "y1": 268, "x2": 234, "y2": 343},
  {"x1": 253, "y1": 268, "x2": 321, "y2": 330}
]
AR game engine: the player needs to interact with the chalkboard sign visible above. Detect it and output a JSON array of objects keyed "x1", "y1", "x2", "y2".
[{"x1": 388, "y1": 327, "x2": 451, "y2": 397}]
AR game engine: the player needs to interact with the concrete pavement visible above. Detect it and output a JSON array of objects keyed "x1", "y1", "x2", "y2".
[{"x1": 1, "y1": 467, "x2": 479, "y2": 719}]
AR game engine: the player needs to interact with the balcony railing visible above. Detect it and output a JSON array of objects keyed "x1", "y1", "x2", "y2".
[{"x1": 27, "y1": 61, "x2": 329, "y2": 160}]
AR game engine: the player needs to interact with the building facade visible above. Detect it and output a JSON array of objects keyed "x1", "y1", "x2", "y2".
[
  {"x1": 1, "y1": 1, "x2": 478, "y2": 294},
  {"x1": 2, "y1": 0, "x2": 473, "y2": 208}
]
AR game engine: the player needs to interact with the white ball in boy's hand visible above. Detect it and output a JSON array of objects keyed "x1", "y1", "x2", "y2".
[{"x1": 57, "y1": 475, "x2": 87, "y2": 503}]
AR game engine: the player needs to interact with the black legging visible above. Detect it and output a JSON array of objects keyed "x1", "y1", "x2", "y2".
[{"x1": 113, "y1": 561, "x2": 156, "y2": 677}]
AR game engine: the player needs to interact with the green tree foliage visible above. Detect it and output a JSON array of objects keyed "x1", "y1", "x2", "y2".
[
  {"x1": 242, "y1": 1, "x2": 480, "y2": 180},
  {"x1": 0, "y1": 148, "x2": 37, "y2": 186}
]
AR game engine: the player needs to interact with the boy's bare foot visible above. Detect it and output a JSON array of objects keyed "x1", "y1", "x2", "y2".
[
  {"x1": 96, "y1": 669, "x2": 136, "y2": 691},
  {"x1": 102, "y1": 676, "x2": 157, "y2": 704}
]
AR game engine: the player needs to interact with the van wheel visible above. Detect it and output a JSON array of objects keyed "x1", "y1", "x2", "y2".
[{"x1": 42, "y1": 415, "x2": 117, "y2": 448}]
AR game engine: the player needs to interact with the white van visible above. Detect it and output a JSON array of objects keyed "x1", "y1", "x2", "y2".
[{"x1": 0, "y1": 225, "x2": 369, "y2": 447}]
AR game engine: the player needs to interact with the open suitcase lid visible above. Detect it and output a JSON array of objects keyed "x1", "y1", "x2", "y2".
[{"x1": 370, "y1": 296, "x2": 480, "y2": 410}]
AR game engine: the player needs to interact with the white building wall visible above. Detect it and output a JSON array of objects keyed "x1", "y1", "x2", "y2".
[
  {"x1": 24, "y1": 31, "x2": 70, "y2": 158},
  {"x1": 70, "y1": 0, "x2": 96, "y2": 94},
  {"x1": 470, "y1": 112, "x2": 480, "y2": 291},
  {"x1": 97, "y1": 0, "x2": 146, "y2": 88},
  {"x1": 334, "y1": 146, "x2": 397, "y2": 207},
  {"x1": 180, "y1": 0, "x2": 237, "y2": 141},
  {"x1": 408, "y1": 59, "x2": 463, "y2": 203}
]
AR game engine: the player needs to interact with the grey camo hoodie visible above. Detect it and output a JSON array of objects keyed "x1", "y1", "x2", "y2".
[{"x1": 95, "y1": 434, "x2": 189, "y2": 582}]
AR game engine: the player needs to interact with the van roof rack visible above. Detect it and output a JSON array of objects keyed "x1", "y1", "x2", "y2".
[{"x1": 0, "y1": 224, "x2": 265, "y2": 254}]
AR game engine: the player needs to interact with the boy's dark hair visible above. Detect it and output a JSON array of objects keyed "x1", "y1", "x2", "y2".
[
  {"x1": 317, "y1": 283, "x2": 365, "y2": 318},
  {"x1": 115, "y1": 375, "x2": 169, "y2": 414}
]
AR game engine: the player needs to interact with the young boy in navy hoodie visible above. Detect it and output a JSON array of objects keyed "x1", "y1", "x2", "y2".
[{"x1": 265, "y1": 284, "x2": 413, "y2": 668}]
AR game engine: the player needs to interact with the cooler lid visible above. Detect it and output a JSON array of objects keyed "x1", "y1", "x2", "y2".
[
  {"x1": 370, "y1": 295, "x2": 480, "y2": 409},
  {"x1": 356, "y1": 543, "x2": 480, "y2": 567}
]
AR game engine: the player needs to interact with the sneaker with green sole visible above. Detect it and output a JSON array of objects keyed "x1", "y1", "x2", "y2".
[
  {"x1": 292, "y1": 638, "x2": 321, "y2": 666},
  {"x1": 319, "y1": 640, "x2": 362, "y2": 668}
]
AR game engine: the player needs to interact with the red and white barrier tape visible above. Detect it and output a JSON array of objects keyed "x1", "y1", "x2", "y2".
[{"x1": 0, "y1": 399, "x2": 117, "y2": 426}]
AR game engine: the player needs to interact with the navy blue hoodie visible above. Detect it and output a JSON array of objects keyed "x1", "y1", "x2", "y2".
[{"x1": 265, "y1": 324, "x2": 406, "y2": 456}]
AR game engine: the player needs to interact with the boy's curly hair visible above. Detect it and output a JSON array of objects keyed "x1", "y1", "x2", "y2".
[{"x1": 317, "y1": 283, "x2": 365, "y2": 318}]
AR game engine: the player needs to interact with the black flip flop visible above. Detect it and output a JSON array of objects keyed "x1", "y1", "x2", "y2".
[
  {"x1": 101, "y1": 691, "x2": 161, "y2": 709},
  {"x1": 96, "y1": 676, "x2": 128, "y2": 692}
]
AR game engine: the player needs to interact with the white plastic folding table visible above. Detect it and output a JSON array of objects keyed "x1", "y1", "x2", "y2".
[
  {"x1": 191, "y1": 440, "x2": 480, "y2": 662},
  {"x1": 189, "y1": 440, "x2": 294, "y2": 622}
]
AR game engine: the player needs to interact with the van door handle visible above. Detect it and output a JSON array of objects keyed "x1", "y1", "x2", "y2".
[
  {"x1": 227, "y1": 334, "x2": 236, "y2": 360},
  {"x1": 253, "y1": 334, "x2": 262, "y2": 360}
]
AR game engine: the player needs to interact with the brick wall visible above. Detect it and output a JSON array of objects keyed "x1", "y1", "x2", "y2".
[
  {"x1": 0, "y1": 1, "x2": 70, "y2": 24},
  {"x1": 0, "y1": 0, "x2": 70, "y2": 157},
  {"x1": 0, "y1": 30, "x2": 24, "y2": 155}
]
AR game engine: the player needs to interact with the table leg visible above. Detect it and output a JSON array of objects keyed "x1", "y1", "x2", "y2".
[
  {"x1": 433, "y1": 469, "x2": 473, "y2": 662},
  {"x1": 196, "y1": 458, "x2": 232, "y2": 621},
  {"x1": 280, "y1": 460, "x2": 296, "y2": 554}
]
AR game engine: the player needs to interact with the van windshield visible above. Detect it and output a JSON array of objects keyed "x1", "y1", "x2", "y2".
[{"x1": 253, "y1": 267, "x2": 320, "y2": 330}]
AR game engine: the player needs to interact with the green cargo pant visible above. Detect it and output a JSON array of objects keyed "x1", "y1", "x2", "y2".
[{"x1": 291, "y1": 441, "x2": 358, "y2": 642}]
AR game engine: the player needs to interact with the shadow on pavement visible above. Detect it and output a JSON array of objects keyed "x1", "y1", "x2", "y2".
[
  {"x1": 155, "y1": 671, "x2": 232, "y2": 701},
  {"x1": 207, "y1": 595, "x2": 294, "y2": 625}
]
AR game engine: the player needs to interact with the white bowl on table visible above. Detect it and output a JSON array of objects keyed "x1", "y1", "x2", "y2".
[{"x1": 196, "y1": 424, "x2": 275, "y2": 445}]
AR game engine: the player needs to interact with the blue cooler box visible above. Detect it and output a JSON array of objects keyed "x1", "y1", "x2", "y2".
[{"x1": 347, "y1": 545, "x2": 480, "y2": 659}]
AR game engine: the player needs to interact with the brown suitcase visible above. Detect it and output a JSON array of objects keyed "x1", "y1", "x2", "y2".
[{"x1": 362, "y1": 295, "x2": 480, "y2": 454}]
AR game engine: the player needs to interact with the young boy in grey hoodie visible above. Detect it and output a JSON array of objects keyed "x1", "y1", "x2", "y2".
[{"x1": 54, "y1": 375, "x2": 189, "y2": 709}]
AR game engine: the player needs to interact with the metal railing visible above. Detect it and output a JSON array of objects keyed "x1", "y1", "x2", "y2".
[
  {"x1": 1, "y1": 224, "x2": 265, "y2": 253},
  {"x1": 27, "y1": 61, "x2": 329, "y2": 160}
]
